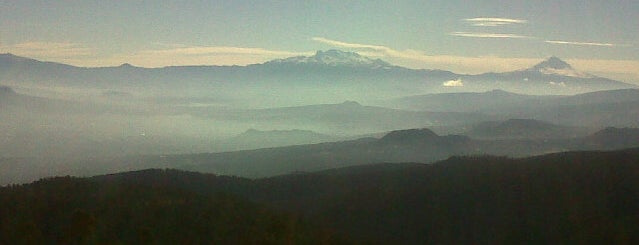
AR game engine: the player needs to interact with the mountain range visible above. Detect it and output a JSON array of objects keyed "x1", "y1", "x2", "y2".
[{"x1": 1, "y1": 51, "x2": 635, "y2": 107}]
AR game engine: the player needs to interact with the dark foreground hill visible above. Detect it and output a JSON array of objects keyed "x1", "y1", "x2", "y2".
[
  {"x1": 0, "y1": 176, "x2": 348, "y2": 244},
  {"x1": 2, "y1": 147, "x2": 639, "y2": 244}
]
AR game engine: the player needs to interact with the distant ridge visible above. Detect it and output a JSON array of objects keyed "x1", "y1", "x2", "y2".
[
  {"x1": 584, "y1": 127, "x2": 639, "y2": 149},
  {"x1": 380, "y1": 128, "x2": 439, "y2": 142},
  {"x1": 466, "y1": 119, "x2": 586, "y2": 139}
]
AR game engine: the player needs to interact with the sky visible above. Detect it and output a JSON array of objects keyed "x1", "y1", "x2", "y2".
[{"x1": 1, "y1": 0, "x2": 638, "y2": 83}]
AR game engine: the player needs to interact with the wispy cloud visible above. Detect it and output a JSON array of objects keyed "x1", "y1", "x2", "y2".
[
  {"x1": 0, "y1": 42, "x2": 313, "y2": 67},
  {"x1": 0, "y1": 41, "x2": 93, "y2": 58},
  {"x1": 137, "y1": 45, "x2": 307, "y2": 57},
  {"x1": 464, "y1": 18, "x2": 528, "y2": 27},
  {"x1": 105, "y1": 45, "x2": 312, "y2": 67},
  {"x1": 545, "y1": 40, "x2": 615, "y2": 47},
  {"x1": 311, "y1": 37, "x2": 431, "y2": 61},
  {"x1": 311, "y1": 37, "x2": 394, "y2": 53},
  {"x1": 312, "y1": 37, "x2": 539, "y2": 72},
  {"x1": 450, "y1": 32, "x2": 531, "y2": 39},
  {"x1": 311, "y1": 37, "x2": 535, "y2": 72}
]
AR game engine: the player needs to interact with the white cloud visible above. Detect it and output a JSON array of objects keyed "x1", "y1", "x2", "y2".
[
  {"x1": 0, "y1": 42, "x2": 313, "y2": 67},
  {"x1": 549, "y1": 81, "x2": 567, "y2": 87},
  {"x1": 450, "y1": 32, "x2": 531, "y2": 39},
  {"x1": 311, "y1": 37, "x2": 390, "y2": 52},
  {"x1": 137, "y1": 45, "x2": 307, "y2": 57},
  {"x1": 545, "y1": 40, "x2": 615, "y2": 47},
  {"x1": 312, "y1": 37, "x2": 443, "y2": 63},
  {"x1": 90, "y1": 45, "x2": 312, "y2": 67},
  {"x1": 443, "y1": 79, "x2": 464, "y2": 87},
  {"x1": 464, "y1": 18, "x2": 528, "y2": 27},
  {"x1": 0, "y1": 41, "x2": 93, "y2": 58}
]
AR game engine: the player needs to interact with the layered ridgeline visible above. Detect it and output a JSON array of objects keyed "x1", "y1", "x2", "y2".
[
  {"x1": 1, "y1": 51, "x2": 635, "y2": 107},
  {"x1": 3, "y1": 125, "x2": 639, "y2": 184},
  {"x1": 3, "y1": 147, "x2": 639, "y2": 244},
  {"x1": 2, "y1": 86, "x2": 638, "y2": 163}
]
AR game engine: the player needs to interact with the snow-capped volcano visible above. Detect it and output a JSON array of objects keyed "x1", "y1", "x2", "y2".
[
  {"x1": 468, "y1": 56, "x2": 635, "y2": 94},
  {"x1": 526, "y1": 56, "x2": 593, "y2": 78},
  {"x1": 265, "y1": 50, "x2": 393, "y2": 69}
]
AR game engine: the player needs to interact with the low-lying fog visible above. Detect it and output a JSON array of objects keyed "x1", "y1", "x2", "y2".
[{"x1": 1, "y1": 84, "x2": 437, "y2": 159}]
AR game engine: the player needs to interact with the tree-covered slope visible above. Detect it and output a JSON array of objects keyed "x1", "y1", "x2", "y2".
[
  {"x1": 0, "y1": 173, "x2": 349, "y2": 245},
  {"x1": 2, "y1": 147, "x2": 639, "y2": 244}
]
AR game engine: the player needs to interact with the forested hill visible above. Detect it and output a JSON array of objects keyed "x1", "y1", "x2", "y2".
[
  {"x1": 0, "y1": 175, "x2": 350, "y2": 244},
  {"x1": 2, "y1": 147, "x2": 639, "y2": 244}
]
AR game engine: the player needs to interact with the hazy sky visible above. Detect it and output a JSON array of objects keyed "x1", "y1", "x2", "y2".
[{"x1": 1, "y1": 0, "x2": 638, "y2": 83}]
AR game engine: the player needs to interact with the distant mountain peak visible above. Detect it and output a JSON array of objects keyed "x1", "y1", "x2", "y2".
[
  {"x1": 380, "y1": 128, "x2": 439, "y2": 143},
  {"x1": 534, "y1": 56, "x2": 572, "y2": 70},
  {"x1": 265, "y1": 49, "x2": 393, "y2": 69},
  {"x1": 118, "y1": 63, "x2": 136, "y2": 68},
  {"x1": 526, "y1": 56, "x2": 593, "y2": 78}
]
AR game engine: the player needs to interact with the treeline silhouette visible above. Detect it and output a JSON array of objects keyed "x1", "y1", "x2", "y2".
[
  {"x1": 0, "y1": 175, "x2": 348, "y2": 244},
  {"x1": 2, "y1": 148, "x2": 639, "y2": 244}
]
